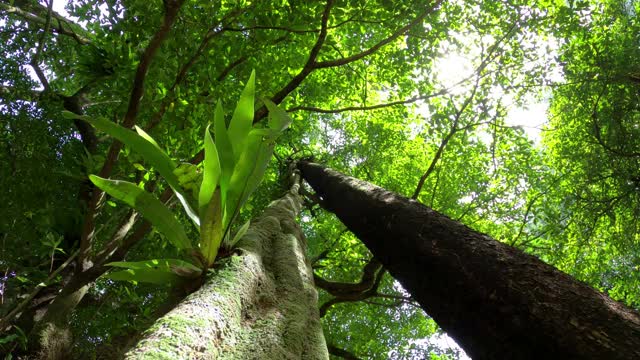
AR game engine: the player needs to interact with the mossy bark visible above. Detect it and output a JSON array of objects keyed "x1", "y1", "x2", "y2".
[{"x1": 125, "y1": 172, "x2": 328, "y2": 359}]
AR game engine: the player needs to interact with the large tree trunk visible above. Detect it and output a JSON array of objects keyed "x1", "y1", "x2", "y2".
[
  {"x1": 125, "y1": 170, "x2": 328, "y2": 359},
  {"x1": 297, "y1": 161, "x2": 640, "y2": 360}
]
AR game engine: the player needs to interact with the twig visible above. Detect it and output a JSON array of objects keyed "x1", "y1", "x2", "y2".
[
  {"x1": 0, "y1": 3, "x2": 90, "y2": 45},
  {"x1": 29, "y1": 0, "x2": 54, "y2": 90},
  {"x1": 0, "y1": 249, "x2": 79, "y2": 332}
]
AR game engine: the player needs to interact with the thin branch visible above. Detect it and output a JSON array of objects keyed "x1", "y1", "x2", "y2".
[
  {"x1": 223, "y1": 16, "x2": 383, "y2": 35},
  {"x1": 287, "y1": 89, "x2": 449, "y2": 113},
  {"x1": 411, "y1": 79, "x2": 480, "y2": 200},
  {"x1": 0, "y1": 249, "x2": 79, "y2": 332},
  {"x1": 410, "y1": 22, "x2": 520, "y2": 200},
  {"x1": 314, "y1": 1, "x2": 441, "y2": 69},
  {"x1": 0, "y1": 86, "x2": 42, "y2": 102},
  {"x1": 0, "y1": 2, "x2": 90, "y2": 45},
  {"x1": 143, "y1": 25, "x2": 228, "y2": 132},
  {"x1": 29, "y1": 0, "x2": 54, "y2": 91}
]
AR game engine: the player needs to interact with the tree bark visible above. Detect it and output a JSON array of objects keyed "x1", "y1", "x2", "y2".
[
  {"x1": 125, "y1": 170, "x2": 328, "y2": 359},
  {"x1": 297, "y1": 161, "x2": 640, "y2": 360}
]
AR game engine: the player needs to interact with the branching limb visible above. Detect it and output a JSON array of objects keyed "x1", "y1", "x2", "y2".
[
  {"x1": 0, "y1": 2, "x2": 91, "y2": 45},
  {"x1": 78, "y1": 0, "x2": 186, "y2": 265},
  {"x1": 411, "y1": 78, "x2": 480, "y2": 200},
  {"x1": 252, "y1": 0, "x2": 335, "y2": 123},
  {"x1": 315, "y1": 257, "x2": 385, "y2": 316},
  {"x1": 314, "y1": 1, "x2": 441, "y2": 69},
  {"x1": 411, "y1": 22, "x2": 520, "y2": 200},
  {"x1": 327, "y1": 344, "x2": 363, "y2": 360},
  {"x1": 287, "y1": 89, "x2": 450, "y2": 114},
  {"x1": 28, "y1": 0, "x2": 54, "y2": 91},
  {"x1": 0, "y1": 249, "x2": 79, "y2": 332}
]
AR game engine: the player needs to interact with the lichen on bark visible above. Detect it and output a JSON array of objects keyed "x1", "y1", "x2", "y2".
[{"x1": 125, "y1": 170, "x2": 328, "y2": 359}]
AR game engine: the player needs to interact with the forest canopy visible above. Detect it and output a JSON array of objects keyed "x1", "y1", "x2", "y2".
[{"x1": 0, "y1": 0, "x2": 638, "y2": 358}]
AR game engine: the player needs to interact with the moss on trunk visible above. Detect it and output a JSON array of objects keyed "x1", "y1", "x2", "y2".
[{"x1": 125, "y1": 171, "x2": 328, "y2": 359}]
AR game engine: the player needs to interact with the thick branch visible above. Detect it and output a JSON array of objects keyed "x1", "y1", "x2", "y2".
[
  {"x1": 316, "y1": 258, "x2": 385, "y2": 316},
  {"x1": 78, "y1": 0, "x2": 186, "y2": 264},
  {"x1": 252, "y1": 0, "x2": 335, "y2": 122},
  {"x1": 314, "y1": 257, "x2": 382, "y2": 297},
  {"x1": 327, "y1": 344, "x2": 363, "y2": 360}
]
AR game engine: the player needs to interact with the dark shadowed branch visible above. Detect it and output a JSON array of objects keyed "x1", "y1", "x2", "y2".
[
  {"x1": 327, "y1": 344, "x2": 363, "y2": 360},
  {"x1": 78, "y1": 0, "x2": 187, "y2": 264}
]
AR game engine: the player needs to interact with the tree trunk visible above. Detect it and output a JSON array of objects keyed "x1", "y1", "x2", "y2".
[
  {"x1": 125, "y1": 170, "x2": 328, "y2": 359},
  {"x1": 297, "y1": 161, "x2": 640, "y2": 360}
]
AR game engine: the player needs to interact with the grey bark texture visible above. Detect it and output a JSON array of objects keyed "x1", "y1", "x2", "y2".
[{"x1": 125, "y1": 170, "x2": 328, "y2": 359}]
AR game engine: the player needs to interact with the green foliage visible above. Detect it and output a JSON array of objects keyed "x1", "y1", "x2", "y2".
[
  {"x1": 86, "y1": 72, "x2": 290, "y2": 283},
  {"x1": 89, "y1": 175, "x2": 192, "y2": 251},
  {"x1": 105, "y1": 259, "x2": 201, "y2": 284},
  {"x1": 2, "y1": 0, "x2": 639, "y2": 357},
  {"x1": 64, "y1": 112, "x2": 201, "y2": 226}
]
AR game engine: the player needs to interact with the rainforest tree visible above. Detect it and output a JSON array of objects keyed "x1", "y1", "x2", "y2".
[{"x1": 0, "y1": 0, "x2": 638, "y2": 359}]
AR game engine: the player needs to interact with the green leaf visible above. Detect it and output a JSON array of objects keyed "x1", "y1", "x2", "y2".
[
  {"x1": 264, "y1": 98, "x2": 292, "y2": 131},
  {"x1": 227, "y1": 219, "x2": 250, "y2": 248},
  {"x1": 108, "y1": 259, "x2": 203, "y2": 279},
  {"x1": 62, "y1": 110, "x2": 89, "y2": 120},
  {"x1": 105, "y1": 260, "x2": 202, "y2": 284},
  {"x1": 90, "y1": 175, "x2": 192, "y2": 250},
  {"x1": 227, "y1": 70, "x2": 256, "y2": 160},
  {"x1": 107, "y1": 259, "x2": 201, "y2": 272},
  {"x1": 199, "y1": 124, "x2": 221, "y2": 218},
  {"x1": 105, "y1": 268, "x2": 181, "y2": 285},
  {"x1": 200, "y1": 188, "x2": 224, "y2": 265},
  {"x1": 83, "y1": 117, "x2": 176, "y2": 183},
  {"x1": 80, "y1": 116, "x2": 200, "y2": 226},
  {"x1": 0, "y1": 334, "x2": 19, "y2": 345},
  {"x1": 214, "y1": 100, "x2": 234, "y2": 208},
  {"x1": 225, "y1": 129, "x2": 276, "y2": 230}
]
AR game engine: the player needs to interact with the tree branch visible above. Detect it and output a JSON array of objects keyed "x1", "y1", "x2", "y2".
[
  {"x1": 315, "y1": 257, "x2": 385, "y2": 316},
  {"x1": 314, "y1": 257, "x2": 383, "y2": 296},
  {"x1": 0, "y1": 249, "x2": 79, "y2": 332},
  {"x1": 327, "y1": 344, "x2": 363, "y2": 360},
  {"x1": 252, "y1": 0, "x2": 335, "y2": 122},
  {"x1": 287, "y1": 89, "x2": 449, "y2": 114},
  {"x1": 0, "y1": 2, "x2": 91, "y2": 45},
  {"x1": 314, "y1": 1, "x2": 440, "y2": 69},
  {"x1": 411, "y1": 78, "x2": 480, "y2": 200},
  {"x1": 29, "y1": 0, "x2": 54, "y2": 91},
  {"x1": 78, "y1": 0, "x2": 186, "y2": 265},
  {"x1": 410, "y1": 22, "x2": 520, "y2": 200}
]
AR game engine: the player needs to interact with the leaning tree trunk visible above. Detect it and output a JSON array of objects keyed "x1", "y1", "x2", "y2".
[
  {"x1": 125, "y1": 170, "x2": 328, "y2": 359},
  {"x1": 297, "y1": 161, "x2": 640, "y2": 360}
]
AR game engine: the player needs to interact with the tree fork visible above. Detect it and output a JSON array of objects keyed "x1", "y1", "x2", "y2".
[{"x1": 297, "y1": 161, "x2": 640, "y2": 360}]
